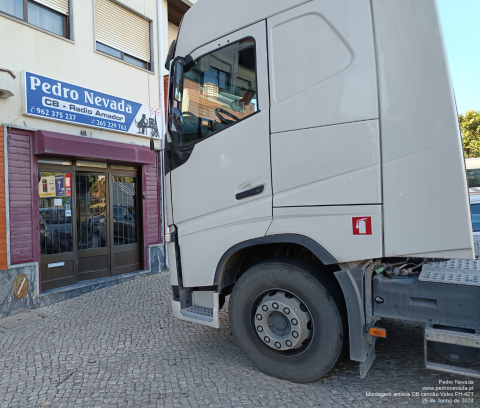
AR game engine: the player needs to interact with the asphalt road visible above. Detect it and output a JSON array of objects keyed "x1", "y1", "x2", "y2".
[{"x1": 0, "y1": 272, "x2": 478, "y2": 408}]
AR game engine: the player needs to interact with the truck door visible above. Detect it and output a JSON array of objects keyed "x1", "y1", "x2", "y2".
[{"x1": 166, "y1": 21, "x2": 271, "y2": 287}]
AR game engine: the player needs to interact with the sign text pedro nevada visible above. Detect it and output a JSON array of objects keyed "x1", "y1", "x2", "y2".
[{"x1": 22, "y1": 71, "x2": 162, "y2": 138}]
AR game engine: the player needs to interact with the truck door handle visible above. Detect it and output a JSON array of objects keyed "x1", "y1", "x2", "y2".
[{"x1": 236, "y1": 185, "x2": 264, "y2": 200}]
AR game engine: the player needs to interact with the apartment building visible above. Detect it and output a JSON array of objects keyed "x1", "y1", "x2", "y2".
[{"x1": 0, "y1": 0, "x2": 194, "y2": 317}]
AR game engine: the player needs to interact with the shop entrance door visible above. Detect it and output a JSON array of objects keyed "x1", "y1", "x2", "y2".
[
  {"x1": 76, "y1": 173, "x2": 109, "y2": 281},
  {"x1": 111, "y1": 175, "x2": 141, "y2": 275},
  {"x1": 38, "y1": 161, "x2": 141, "y2": 291},
  {"x1": 38, "y1": 170, "x2": 76, "y2": 290}
]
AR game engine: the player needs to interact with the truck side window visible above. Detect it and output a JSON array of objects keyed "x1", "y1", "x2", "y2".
[{"x1": 169, "y1": 38, "x2": 258, "y2": 146}]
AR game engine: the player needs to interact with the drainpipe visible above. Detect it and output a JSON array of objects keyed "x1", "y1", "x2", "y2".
[
  {"x1": 157, "y1": 0, "x2": 169, "y2": 269},
  {"x1": 157, "y1": 0, "x2": 166, "y2": 140}
]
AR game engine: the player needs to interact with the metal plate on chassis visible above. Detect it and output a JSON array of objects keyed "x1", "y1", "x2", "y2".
[
  {"x1": 420, "y1": 260, "x2": 480, "y2": 286},
  {"x1": 474, "y1": 235, "x2": 480, "y2": 257}
]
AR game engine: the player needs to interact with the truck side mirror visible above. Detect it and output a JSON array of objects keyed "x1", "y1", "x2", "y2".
[{"x1": 165, "y1": 40, "x2": 176, "y2": 70}]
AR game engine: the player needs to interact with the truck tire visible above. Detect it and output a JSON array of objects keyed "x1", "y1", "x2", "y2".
[{"x1": 229, "y1": 258, "x2": 346, "y2": 383}]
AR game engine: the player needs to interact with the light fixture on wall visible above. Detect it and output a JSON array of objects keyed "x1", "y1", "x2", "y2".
[
  {"x1": 0, "y1": 68, "x2": 15, "y2": 98},
  {"x1": 150, "y1": 132, "x2": 162, "y2": 153}
]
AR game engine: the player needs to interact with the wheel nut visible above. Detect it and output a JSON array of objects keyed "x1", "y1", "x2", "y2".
[
  {"x1": 256, "y1": 314, "x2": 262, "y2": 321},
  {"x1": 264, "y1": 336, "x2": 270, "y2": 343},
  {"x1": 275, "y1": 342, "x2": 281, "y2": 349},
  {"x1": 272, "y1": 302, "x2": 278, "y2": 309},
  {"x1": 257, "y1": 326, "x2": 263, "y2": 332},
  {"x1": 292, "y1": 331, "x2": 299, "y2": 338},
  {"x1": 283, "y1": 307, "x2": 290, "y2": 314},
  {"x1": 262, "y1": 305, "x2": 268, "y2": 312},
  {"x1": 286, "y1": 340, "x2": 292, "y2": 347},
  {"x1": 291, "y1": 318, "x2": 298, "y2": 325}
]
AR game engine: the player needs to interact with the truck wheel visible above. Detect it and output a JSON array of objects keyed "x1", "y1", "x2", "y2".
[{"x1": 229, "y1": 258, "x2": 346, "y2": 383}]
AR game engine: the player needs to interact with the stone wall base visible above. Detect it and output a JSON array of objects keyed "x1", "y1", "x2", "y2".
[{"x1": 0, "y1": 244, "x2": 166, "y2": 319}]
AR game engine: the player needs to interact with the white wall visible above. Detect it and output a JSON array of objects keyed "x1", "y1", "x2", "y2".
[
  {"x1": 168, "y1": 22, "x2": 179, "y2": 57},
  {"x1": 161, "y1": 0, "x2": 169, "y2": 77},
  {"x1": 0, "y1": 0, "x2": 161, "y2": 147}
]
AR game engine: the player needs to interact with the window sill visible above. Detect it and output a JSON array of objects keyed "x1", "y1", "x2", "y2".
[
  {"x1": 95, "y1": 50, "x2": 155, "y2": 75},
  {"x1": 0, "y1": 11, "x2": 74, "y2": 44}
]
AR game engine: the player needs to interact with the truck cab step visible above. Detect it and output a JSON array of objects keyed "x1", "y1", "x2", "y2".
[
  {"x1": 180, "y1": 305, "x2": 214, "y2": 322},
  {"x1": 424, "y1": 324, "x2": 480, "y2": 378},
  {"x1": 425, "y1": 362, "x2": 480, "y2": 378},
  {"x1": 172, "y1": 292, "x2": 220, "y2": 328}
]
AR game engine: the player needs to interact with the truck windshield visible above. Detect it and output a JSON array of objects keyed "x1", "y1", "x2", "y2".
[{"x1": 167, "y1": 38, "x2": 258, "y2": 147}]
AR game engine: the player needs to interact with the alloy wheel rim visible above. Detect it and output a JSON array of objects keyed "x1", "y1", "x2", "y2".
[{"x1": 252, "y1": 289, "x2": 314, "y2": 356}]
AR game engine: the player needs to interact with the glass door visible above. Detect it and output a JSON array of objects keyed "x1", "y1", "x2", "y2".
[
  {"x1": 38, "y1": 170, "x2": 75, "y2": 290},
  {"x1": 76, "y1": 173, "x2": 110, "y2": 281},
  {"x1": 110, "y1": 175, "x2": 140, "y2": 275}
]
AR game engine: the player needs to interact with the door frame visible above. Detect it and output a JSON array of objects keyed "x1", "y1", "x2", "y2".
[
  {"x1": 76, "y1": 170, "x2": 110, "y2": 282},
  {"x1": 168, "y1": 21, "x2": 272, "y2": 235},
  {"x1": 38, "y1": 161, "x2": 143, "y2": 289},
  {"x1": 109, "y1": 169, "x2": 142, "y2": 276}
]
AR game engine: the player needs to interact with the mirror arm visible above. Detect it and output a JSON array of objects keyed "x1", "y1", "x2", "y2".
[{"x1": 183, "y1": 55, "x2": 194, "y2": 72}]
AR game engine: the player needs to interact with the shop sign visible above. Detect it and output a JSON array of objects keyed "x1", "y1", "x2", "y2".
[
  {"x1": 39, "y1": 173, "x2": 72, "y2": 197},
  {"x1": 65, "y1": 173, "x2": 72, "y2": 197},
  {"x1": 22, "y1": 71, "x2": 162, "y2": 139},
  {"x1": 55, "y1": 175, "x2": 65, "y2": 196},
  {"x1": 39, "y1": 175, "x2": 56, "y2": 197}
]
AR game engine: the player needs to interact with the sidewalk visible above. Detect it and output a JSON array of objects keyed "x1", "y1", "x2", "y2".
[{"x1": 0, "y1": 272, "x2": 476, "y2": 408}]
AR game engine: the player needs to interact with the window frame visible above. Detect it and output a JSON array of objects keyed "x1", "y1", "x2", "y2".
[
  {"x1": 168, "y1": 36, "x2": 260, "y2": 149},
  {"x1": 93, "y1": 0, "x2": 153, "y2": 72},
  {"x1": 95, "y1": 41, "x2": 151, "y2": 71},
  {"x1": 0, "y1": 0, "x2": 70, "y2": 39}
]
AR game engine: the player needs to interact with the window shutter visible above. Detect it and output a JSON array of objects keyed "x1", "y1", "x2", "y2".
[
  {"x1": 8, "y1": 130, "x2": 36, "y2": 265},
  {"x1": 95, "y1": 0, "x2": 151, "y2": 63},
  {"x1": 32, "y1": 0, "x2": 69, "y2": 15},
  {"x1": 145, "y1": 161, "x2": 160, "y2": 244}
]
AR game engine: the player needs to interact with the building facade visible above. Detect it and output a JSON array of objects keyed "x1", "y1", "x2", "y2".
[{"x1": 0, "y1": 0, "x2": 193, "y2": 318}]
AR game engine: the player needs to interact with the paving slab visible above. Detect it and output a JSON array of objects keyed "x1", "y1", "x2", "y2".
[{"x1": 0, "y1": 311, "x2": 45, "y2": 330}]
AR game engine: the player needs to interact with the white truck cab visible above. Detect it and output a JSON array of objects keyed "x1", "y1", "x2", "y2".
[{"x1": 164, "y1": 0, "x2": 480, "y2": 382}]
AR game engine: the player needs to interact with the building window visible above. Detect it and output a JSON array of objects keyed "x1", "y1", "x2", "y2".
[
  {"x1": 95, "y1": 0, "x2": 151, "y2": 71},
  {"x1": 0, "y1": 0, "x2": 69, "y2": 38}
]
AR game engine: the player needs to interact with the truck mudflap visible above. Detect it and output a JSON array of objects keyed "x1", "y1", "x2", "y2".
[{"x1": 334, "y1": 260, "x2": 381, "y2": 378}]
